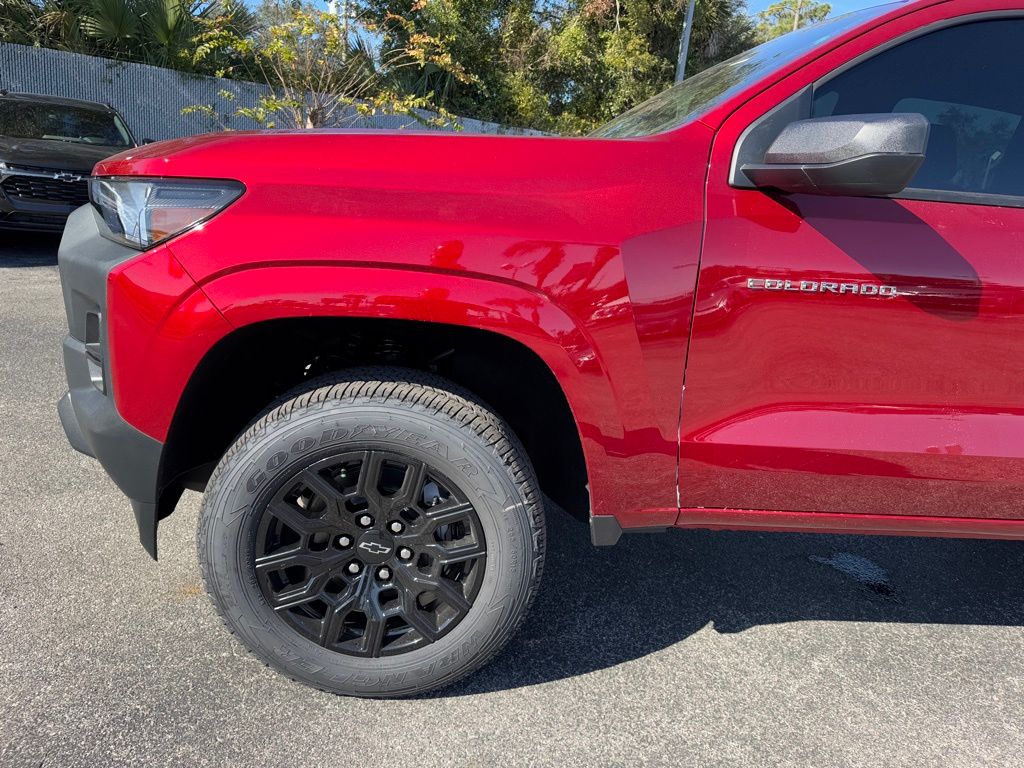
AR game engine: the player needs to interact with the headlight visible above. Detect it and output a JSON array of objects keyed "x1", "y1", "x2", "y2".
[{"x1": 89, "y1": 177, "x2": 244, "y2": 249}]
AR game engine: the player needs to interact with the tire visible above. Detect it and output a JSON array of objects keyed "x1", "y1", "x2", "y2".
[{"x1": 197, "y1": 367, "x2": 545, "y2": 698}]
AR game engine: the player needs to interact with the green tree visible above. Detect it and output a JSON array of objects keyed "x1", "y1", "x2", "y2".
[
  {"x1": 365, "y1": 0, "x2": 754, "y2": 134},
  {"x1": 688, "y1": 0, "x2": 757, "y2": 72},
  {"x1": 359, "y1": 0, "x2": 533, "y2": 125},
  {"x1": 0, "y1": 0, "x2": 41, "y2": 44},
  {"x1": 2, "y1": 0, "x2": 256, "y2": 73},
  {"x1": 186, "y1": 3, "x2": 473, "y2": 128},
  {"x1": 755, "y1": 0, "x2": 830, "y2": 42},
  {"x1": 4, "y1": 0, "x2": 764, "y2": 136}
]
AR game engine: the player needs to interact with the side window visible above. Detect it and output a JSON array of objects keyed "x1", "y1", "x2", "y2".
[{"x1": 811, "y1": 19, "x2": 1024, "y2": 199}]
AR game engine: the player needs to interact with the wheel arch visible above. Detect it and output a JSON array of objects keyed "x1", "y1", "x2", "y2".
[{"x1": 157, "y1": 264, "x2": 618, "y2": 534}]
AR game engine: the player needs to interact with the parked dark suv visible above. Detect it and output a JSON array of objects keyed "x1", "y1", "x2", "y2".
[{"x1": 0, "y1": 92, "x2": 136, "y2": 232}]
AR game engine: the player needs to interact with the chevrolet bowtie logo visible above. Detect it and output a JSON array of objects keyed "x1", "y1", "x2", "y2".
[{"x1": 358, "y1": 541, "x2": 391, "y2": 555}]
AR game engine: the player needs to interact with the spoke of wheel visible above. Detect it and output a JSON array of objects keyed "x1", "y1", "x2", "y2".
[
  {"x1": 299, "y1": 469, "x2": 347, "y2": 512},
  {"x1": 267, "y1": 501, "x2": 335, "y2": 537},
  {"x1": 255, "y1": 547, "x2": 348, "y2": 575},
  {"x1": 259, "y1": 549, "x2": 350, "y2": 612},
  {"x1": 396, "y1": 587, "x2": 439, "y2": 643},
  {"x1": 268, "y1": 581, "x2": 323, "y2": 611},
  {"x1": 432, "y1": 576, "x2": 472, "y2": 615},
  {"x1": 393, "y1": 460, "x2": 427, "y2": 508},
  {"x1": 360, "y1": 606, "x2": 387, "y2": 657},
  {"x1": 355, "y1": 451, "x2": 385, "y2": 504},
  {"x1": 423, "y1": 501, "x2": 476, "y2": 531},
  {"x1": 317, "y1": 585, "x2": 360, "y2": 647},
  {"x1": 395, "y1": 567, "x2": 471, "y2": 618},
  {"x1": 425, "y1": 538, "x2": 486, "y2": 565},
  {"x1": 254, "y1": 547, "x2": 314, "y2": 571}
]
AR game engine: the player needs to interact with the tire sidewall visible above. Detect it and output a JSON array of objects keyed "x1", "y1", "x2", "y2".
[{"x1": 201, "y1": 399, "x2": 535, "y2": 696}]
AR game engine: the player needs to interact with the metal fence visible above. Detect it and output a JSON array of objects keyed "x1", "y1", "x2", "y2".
[{"x1": 0, "y1": 43, "x2": 518, "y2": 141}]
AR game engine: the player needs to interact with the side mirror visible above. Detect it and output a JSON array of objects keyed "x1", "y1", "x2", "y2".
[{"x1": 741, "y1": 113, "x2": 929, "y2": 196}]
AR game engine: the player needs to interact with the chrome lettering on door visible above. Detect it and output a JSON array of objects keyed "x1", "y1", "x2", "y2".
[{"x1": 747, "y1": 278, "x2": 905, "y2": 297}]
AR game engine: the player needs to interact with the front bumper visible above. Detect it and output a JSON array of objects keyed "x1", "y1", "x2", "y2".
[
  {"x1": 0, "y1": 200, "x2": 72, "y2": 232},
  {"x1": 57, "y1": 205, "x2": 165, "y2": 558}
]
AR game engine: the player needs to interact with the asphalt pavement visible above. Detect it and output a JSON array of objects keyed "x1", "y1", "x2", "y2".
[{"x1": 2, "y1": 234, "x2": 1023, "y2": 767}]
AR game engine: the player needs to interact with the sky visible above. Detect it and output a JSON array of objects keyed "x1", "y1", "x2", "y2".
[{"x1": 746, "y1": 0, "x2": 890, "y2": 15}]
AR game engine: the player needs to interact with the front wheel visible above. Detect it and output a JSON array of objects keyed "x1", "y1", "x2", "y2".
[{"x1": 197, "y1": 368, "x2": 545, "y2": 697}]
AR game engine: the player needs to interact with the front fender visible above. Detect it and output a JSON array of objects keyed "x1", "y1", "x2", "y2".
[{"x1": 198, "y1": 264, "x2": 674, "y2": 526}]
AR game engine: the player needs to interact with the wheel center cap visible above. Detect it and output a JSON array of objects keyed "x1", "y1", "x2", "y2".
[{"x1": 355, "y1": 531, "x2": 394, "y2": 564}]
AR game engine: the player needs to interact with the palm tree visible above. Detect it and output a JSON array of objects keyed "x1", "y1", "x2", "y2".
[
  {"x1": 4, "y1": 0, "x2": 257, "y2": 74},
  {"x1": 79, "y1": 0, "x2": 140, "y2": 54},
  {"x1": 0, "y1": 0, "x2": 43, "y2": 45}
]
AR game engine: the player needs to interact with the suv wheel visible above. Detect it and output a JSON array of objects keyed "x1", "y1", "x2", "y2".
[{"x1": 197, "y1": 368, "x2": 545, "y2": 697}]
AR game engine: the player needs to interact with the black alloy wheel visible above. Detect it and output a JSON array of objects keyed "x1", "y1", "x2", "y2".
[
  {"x1": 254, "y1": 451, "x2": 487, "y2": 658},
  {"x1": 198, "y1": 368, "x2": 545, "y2": 697}
]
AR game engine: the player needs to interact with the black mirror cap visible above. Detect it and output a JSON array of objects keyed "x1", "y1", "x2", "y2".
[
  {"x1": 742, "y1": 112, "x2": 929, "y2": 197},
  {"x1": 743, "y1": 152, "x2": 926, "y2": 197}
]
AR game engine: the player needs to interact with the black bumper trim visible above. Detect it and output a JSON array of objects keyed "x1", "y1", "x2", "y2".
[
  {"x1": 590, "y1": 515, "x2": 672, "y2": 546},
  {"x1": 58, "y1": 206, "x2": 165, "y2": 559},
  {"x1": 59, "y1": 338, "x2": 164, "y2": 559},
  {"x1": 57, "y1": 392, "x2": 91, "y2": 456},
  {"x1": 590, "y1": 514, "x2": 623, "y2": 546},
  {"x1": 132, "y1": 501, "x2": 159, "y2": 559}
]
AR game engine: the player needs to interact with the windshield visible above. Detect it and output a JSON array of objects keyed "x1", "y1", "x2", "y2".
[
  {"x1": 592, "y1": 3, "x2": 903, "y2": 138},
  {"x1": 0, "y1": 101, "x2": 133, "y2": 147}
]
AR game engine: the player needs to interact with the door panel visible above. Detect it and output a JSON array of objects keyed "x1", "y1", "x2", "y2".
[
  {"x1": 681, "y1": 191, "x2": 1024, "y2": 518},
  {"x1": 680, "y1": 10, "x2": 1024, "y2": 520}
]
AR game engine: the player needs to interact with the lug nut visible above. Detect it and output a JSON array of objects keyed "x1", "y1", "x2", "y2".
[
  {"x1": 346, "y1": 562, "x2": 362, "y2": 575},
  {"x1": 398, "y1": 547, "x2": 413, "y2": 561},
  {"x1": 388, "y1": 521, "x2": 404, "y2": 534},
  {"x1": 337, "y1": 534, "x2": 352, "y2": 548},
  {"x1": 357, "y1": 514, "x2": 373, "y2": 528},
  {"x1": 377, "y1": 566, "x2": 391, "y2": 580}
]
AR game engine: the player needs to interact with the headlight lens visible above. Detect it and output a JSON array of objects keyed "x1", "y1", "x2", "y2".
[{"x1": 89, "y1": 177, "x2": 244, "y2": 249}]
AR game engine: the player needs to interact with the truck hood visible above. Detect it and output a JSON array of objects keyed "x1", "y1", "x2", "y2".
[
  {"x1": 0, "y1": 136, "x2": 127, "y2": 173},
  {"x1": 92, "y1": 129, "x2": 650, "y2": 188},
  {"x1": 93, "y1": 128, "x2": 713, "y2": 275}
]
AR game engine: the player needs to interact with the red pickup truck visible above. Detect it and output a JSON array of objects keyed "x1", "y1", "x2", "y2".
[{"x1": 58, "y1": 0, "x2": 1024, "y2": 696}]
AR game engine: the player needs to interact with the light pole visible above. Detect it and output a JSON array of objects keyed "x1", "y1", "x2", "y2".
[
  {"x1": 675, "y1": 0, "x2": 698, "y2": 83},
  {"x1": 327, "y1": 0, "x2": 351, "y2": 61}
]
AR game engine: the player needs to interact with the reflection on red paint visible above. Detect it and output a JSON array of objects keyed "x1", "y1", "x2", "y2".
[{"x1": 95, "y1": 0, "x2": 1024, "y2": 540}]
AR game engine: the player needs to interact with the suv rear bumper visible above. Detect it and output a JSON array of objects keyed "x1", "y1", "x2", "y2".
[{"x1": 57, "y1": 205, "x2": 165, "y2": 558}]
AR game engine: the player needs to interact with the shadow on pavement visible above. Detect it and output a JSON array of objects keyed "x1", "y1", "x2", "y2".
[
  {"x1": 0, "y1": 232, "x2": 60, "y2": 266},
  {"x1": 440, "y1": 507, "x2": 1024, "y2": 696}
]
